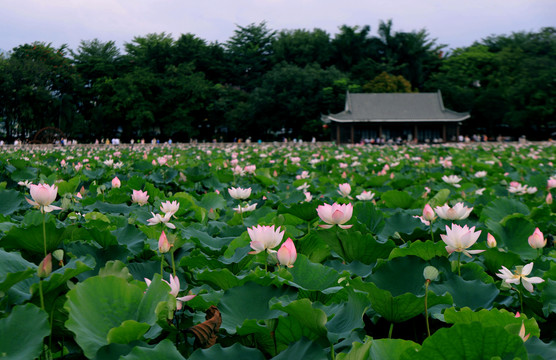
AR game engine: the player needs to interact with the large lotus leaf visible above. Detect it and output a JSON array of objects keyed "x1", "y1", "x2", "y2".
[
  {"x1": 270, "y1": 298, "x2": 328, "y2": 340},
  {"x1": 199, "y1": 192, "x2": 227, "y2": 211},
  {"x1": 195, "y1": 268, "x2": 241, "y2": 290},
  {"x1": 524, "y1": 337, "x2": 556, "y2": 360},
  {"x1": 182, "y1": 226, "x2": 232, "y2": 253},
  {"x1": 351, "y1": 278, "x2": 452, "y2": 323},
  {"x1": 481, "y1": 247, "x2": 522, "y2": 275},
  {"x1": 381, "y1": 190, "x2": 415, "y2": 209},
  {"x1": 295, "y1": 232, "x2": 331, "y2": 263},
  {"x1": 368, "y1": 256, "x2": 428, "y2": 296},
  {"x1": 318, "y1": 229, "x2": 395, "y2": 264},
  {"x1": 486, "y1": 215, "x2": 537, "y2": 259},
  {"x1": 0, "y1": 189, "x2": 27, "y2": 216},
  {"x1": 541, "y1": 279, "x2": 556, "y2": 316},
  {"x1": 324, "y1": 288, "x2": 369, "y2": 342},
  {"x1": 481, "y1": 198, "x2": 530, "y2": 223},
  {"x1": 0, "y1": 221, "x2": 65, "y2": 254},
  {"x1": 389, "y1": 240, "x2": 447, "y2": 261},
  {"x1": 56, "y1": 175, "x2": 81, "y2": 195},
  {"x1": 278, "y1": 201, "x2": 320, "y2": 222},
  {"x1": 444, "y1": 307, "x2": 540, "y2": 338},
  {"x1": 428, "y1": 189, "x2": 451, "y2": 208},
  {"x1": 106, "y1": 320, "x2": 150, "y2": 345},
  {"x1": 218, "y1": 282, "x2": 297, "y2": 334},
  {"x1": 189, "y1": 343, "x2": 265, "y2": 360},
  {"x1": 378, "y1": 212, "x2": 424, "y2": 242},
  {"x1": 112, "y1": 224, "x2": 146, "y2": 255},
  {"x1": 82, "y1": 168, "x2": 105, "y2": 180},
  {"x1": 429, "y1": 273, "x2": 499, "y2": 310},
  {"x1": 283, "y1": 254, "x2": 343, "y2": 292},
  {"x1": 400, "y1": 322, "x2": 527, "y2": 360},
  {"x1": 117, "y1": 339, "x2": 185, "y2": 360},
  {"x1": 64, "y1": 274, "x2": 170, "y2": 358},
  {"x1": 271, "y1": 337, "x2": 328, "y2": 360},
  {"x1": 0, "y1": 249, "x2": 36, "y2": 293},
  {"x1": 85, "y1": 200, "x2": 133, "y2": 215},
  {"x1": 10, "y1": 167, "x2": 38, "y2": 182},
  {"x1": 353, "y1": 201, "x2": 385, "y2": 234},
  {"x1": 337, "y1": 337, "x2": 420, "y2": 360},
  {"x1": 0, "y1": 303, "x2": 50, "y2": 360}
]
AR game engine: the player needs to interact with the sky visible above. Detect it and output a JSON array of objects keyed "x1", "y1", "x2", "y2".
[{"x1": 1, "y1": 0, "x2": 555, "y2": 54}]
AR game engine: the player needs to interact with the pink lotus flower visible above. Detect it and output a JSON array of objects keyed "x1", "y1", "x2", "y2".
[
  {"x1": 248, "y1": 225, "x2": 285, "y2": 254},
  {"x1": 422, "y1": 204, "x2": 436, "y2": 222},
  {"x1": 440, "y1": 224, "x2": 484, "y2": 257},
  {"x1": 337, "y1": 183, "x2": 352, "y2": 198},
  {"x1": 233, "y1": 203, "x2": 257, "y2": 213},
  {"x1": 277, "y1": 238, "x2": 297, "y2": 268},
  {"x1": 160, "y1": 200, "x2": 179, "y2": 216},
  {"x1": 487, "y1": 233, "x2": 497, "y2": 248},
  {"x1": 442, "y1": 175, "x2": 462, "y2": 187},
  {"x1": 317, "y1": 203, "x2": 353, "y2": 229},
  {"x1": 111, "y1": 176, "x2": 121, "y2": 188},
  {"x1": 244, "y1": 165, "x2": 256, "y2": 174},
  {"x1": 147, "y1": 212, "x2": 175, "y2": 229},
  {"x1": 131, "y1": 189, "x2": 149, "y2": 206},
  {"x1": 228, "y1": 187, "x2": 252, "y2": 200},
  {"x1": 158, "y1": 231, "x2": 172, "y2": 253},
  {"x1": 496, "y1": 262, "x2": 544, "y2": 293},
  {"x1": 434, "y1": 202, "x2": 473, "y2": 220},
  {"x1": 27, "y1": 183, "x2": 62, "y2": 213},
  {"x1": 356, "y1": 190, "x2": 375, "y2": 201},
  {"x1": 547, "y1": 193, "x2": 553, "y2": 205},
  {"x1": 528, "y1": 228, "x2": 546, "y2": 249},
  {"x1": 547, "y1": 178, "x2": 556, "y2": 190}
]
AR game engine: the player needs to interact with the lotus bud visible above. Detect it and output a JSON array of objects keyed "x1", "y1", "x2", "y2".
[
  {"x1": 487, "y1": 233, "x2": 497, "y2": 248},
  {"x1": 528, "y1": 228, "x2": 546, "y2": 249},
  {"x1": 158, "y1": 231, "x2": 172, "y2": 253},
  {"x1": 547, "y1": 193, "x2": 553, "y2": 205},
  {"x1": 38, "y1": 253, "x2": 52, "y2": 278},
  {"x1": 423, "y1": 266, "x2": 439, "y2": 281},
  {"x1": 422, "y1": 204, "x2": 436, "y2": 221},
  {"x1": 112, "y1": 176, "x2": 121, "y2": 188}
]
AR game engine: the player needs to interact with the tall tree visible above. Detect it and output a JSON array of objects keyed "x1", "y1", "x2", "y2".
[{"x1": 271, "y1": 28, "x2": 332, "y2": 67}]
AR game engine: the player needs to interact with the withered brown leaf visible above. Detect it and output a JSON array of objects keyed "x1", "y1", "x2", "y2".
[{"x1": 187, "y1": 305, "x2": 221, "y2": 349}]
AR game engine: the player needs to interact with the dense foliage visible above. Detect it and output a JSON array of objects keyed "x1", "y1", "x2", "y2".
[
  {"x1": 1, "y1": 22, "x2": 555, "y2": 142},
  {"x1": 0, "y1": 141, "x2": 555, "y2": 359}
]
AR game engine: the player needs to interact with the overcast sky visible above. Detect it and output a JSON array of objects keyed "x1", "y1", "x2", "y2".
[{"x1": 1, "y1": 0, "x2": 555, "y2": 54}]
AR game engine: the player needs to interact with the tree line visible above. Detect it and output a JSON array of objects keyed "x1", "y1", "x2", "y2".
[{"x1": 0, "y1": 21, "x2": 554, "y2": 142}]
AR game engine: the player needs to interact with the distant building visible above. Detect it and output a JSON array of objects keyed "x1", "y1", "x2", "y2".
[{"x1": 321, "y1": 91, "x2": 470, "y2": 144}]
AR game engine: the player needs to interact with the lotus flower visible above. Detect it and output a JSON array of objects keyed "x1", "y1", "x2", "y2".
[
  {"x1": 111, "y1": 177, "x2": 121, "y2": 188},
  {"x1": 158, "y1": 231, "x2": 172, "y2": 253},
  {"x1": 228, "y1": 187, "x2": 252, "y2": 200},
  {"x1": 487, "y1": 233, "x2": 497, "y2": 248},
  {"x1": 547, "y1": 178, "x2": 556, "y2": 190},
  {"x1": 145, "y1": 275, "x2": 195, "y2": 310},
  {"x1": 160, "y1": 200, "x2": 180, "y2": 216},
  {"x1": 440, "y1": 224, "x2": 484, "y2": 257},
  {"x1": 422, "y1": 204, "x2": 436, "y2": 222},
  {"x1": 26, "y1": 183, "x2": 62, "y2": 213},
  {"x1": 277, "y1": 238, "x2": 297, "y2": 268},
  {"x1": 496, "y1": 262, "x2": 544, "y2": 292},
  {"x1": 434, "y1": 202, "x2": 473, "y2": 220},
  {"x1": 356, "y1": 190, "x2": 375, "y2": 201},
  {"x1": 248, "y1": 225, "x2": 285, "y2": 254},
  {"x1": 317, "y1": 203, "x2": 353, "y2": 229},
  {"x1": 528, "y1": 228, "x2": 546, "y2": 249},
  {"x1": 131, "y1": 189, "x2": 149, "y2": 206},
  {"x1": 147, "y1": 212, "x2": 176, "y2": 229},
  {"x1": 337, "y1": 183, "x2": 352, "y2": 198},
  {"x1": 234, "y1": 203, "x2": 257, "y2": 213},
  {"x1": 442, "y1": 175, "x2": 462, "y2": 187}
]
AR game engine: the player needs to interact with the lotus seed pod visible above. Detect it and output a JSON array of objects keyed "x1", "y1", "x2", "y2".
[
  {"x1": 423, "y1": 266, "x2": 439, "y2": 281},
  {"x1": 52, "y1": 249, "x2": 64, "y2": 262}
]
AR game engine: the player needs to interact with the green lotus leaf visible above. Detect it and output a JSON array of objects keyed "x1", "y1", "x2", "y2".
[
  {"x1": 481, "y1": 198, "x2": 530, "y2": 223},
  {"x1": 524, "y1": 337, "x2": 556, "y2": 360},
  {"x1": 0, "y1": 189, "x2": 27, "y2": 216},
  {"x1": 56, "y1": 175, "x2": 82, "y2": 195},
  {"x1": 378, "y1": 212, "x2": 424, "y2": 242},
  {"x1": 389, "y1": 240, "x2": 447, "y2": 261},
  {"x1": 318, "y1": 229, "x2": 395, "y2": 264},
  {"x1": 283, "y1": 254, "x2": 343, "y2": 292},
  {"x1": 444, "y1": 307, "x2": 540, "y2": 338},
  {"x1": 270, "y1": 298, "x2": 328, "y2": 339},
  {"x1": 0, "y1": 221, "x2": 65, "y2": 254},
  {"x1": 381, "y1": 190, "x2": 415, "y2": 209},
  {"x1": 112, "y1": 223, "x2": 147, "y2": 255},
  {"x1": 0, "y1": 303, "x2": 50, "y2": 360},
  {"x1": 278, "y1": 201, "x2": 320, "y2": 222},
  {"x1": 64, "y1": 274, "x2": 170, "y2": 358},
  {"x1": 295, "y1": 232, "x2": 331, "y2": 263},
  {"x1": 324, "y1": 288, "x2": 369, "y2": 342},
  {"x1": 195, "y1": 268, "x2": 241, "y2": 290},
  {"x1": 31, "y1": 255, "x2": 95, "y2": 294},
  {"x1": 429, "y1": 275, "x2": 499, "y2": 310},
  {"x1": 0, "y1": 249, "x2": 36, "y2": 293},
  {"x1": 199, "y1": 192, "x2": 227, "y2": 211},
  {"x1": 428, "y1": 189, "x2": 451, "y2": 208},
  {"x1": 337, "y1": 337, "x2": 420, "y2": 360},
  {"x1": 486, "y1": 215, "x2": 537, "y2": 259},
  {"x1": 107, "y1": 320, "x2": 150, "y2": 344},
  {"x1": 188, "y1": 343, "x2": 265, "y2": 360},
  {"x1": 272, "y1": 337, "x2": 328, "y2": 360},
  {"x1": 400, "y1": 322, "x2": 527, "y2": 360},
  {"x1": 541, "y1": 279, "x2": 556, "y2": 316},
  {"x1": 218, "y1": 282, "x2": 297, "y2": 334},
  {"x1": 85, "y1": 200, "x2": 133, "y2": 215},
  {"x1": 353, "y1": 201, "x2": 385, "y2": 234}
]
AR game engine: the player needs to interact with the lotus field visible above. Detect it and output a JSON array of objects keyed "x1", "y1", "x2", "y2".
[{"x1": 1, "y1": 141, "x2": 556, "y2": 360}]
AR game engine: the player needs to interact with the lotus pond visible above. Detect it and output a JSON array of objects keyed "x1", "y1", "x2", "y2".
[{"x1": 0, "y1": 141, "x2": 555, "y2": 359}]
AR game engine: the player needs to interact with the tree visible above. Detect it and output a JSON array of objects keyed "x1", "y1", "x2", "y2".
[
  {"x1": 225, "y1": 22, "x2": 276, "y2": 90},
  {"x1": 330, "y1": 25, "x2": 373, "y2": 73},
  {"x1": 362, "y1": 72, "x2": 413, "y2": 93},
  {"x1": 271, "y1": 28, "x2": 332, "y2": 67}
]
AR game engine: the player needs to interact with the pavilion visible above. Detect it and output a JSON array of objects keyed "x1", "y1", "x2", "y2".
[{"x1": 321, "y1": 91, "x2": 470, "y2": 144}]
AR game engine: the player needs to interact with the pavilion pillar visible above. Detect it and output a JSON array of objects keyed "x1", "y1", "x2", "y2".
[
  {"x1": 350, "y1": 124, "x2": 354, "y2": 144},
  {"x1": 336, "y1": 124, "x2": 341, "y2": 145},
  {"x1": 378, "y1": 124, "x2": 383, "y2": 138},
  {"x1": 414, "y1": 124, "x2": 418, "y2": 143},
  {"x1": 442, "y1": 124, "x2": 447, "y2": 142}
]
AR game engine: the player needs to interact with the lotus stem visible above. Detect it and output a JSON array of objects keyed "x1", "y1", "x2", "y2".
[
  {"x1": 171, "y1": 250, "x2": 176, "y2": 278},
  {"x1": 39, "y1": 279, "x2": 45, "y2": 311},
  {"x1": 430, "y1": 223, "x2": 434, "y2": 242},
  {"x1": 160, "y1": 255, "x2": 164, "y2": 276},
  {"x1": 330, "y1": 342, "x2": 335, "y2": 360},
  {"x1": 457, "y1": 252, "x2": 462, "y2": 276},
  {"x1": 42, "y1": 213, "x2": 47, "y2": 258},
  {"x1": 425, "y1": 280, "x2": 431, "y2": 338},
  {"x1": 337, "y1": 232, "x2": 347, "y2": 263},
  {"x1": 388, "y1": 322, "x2": 394, "y2": 338},
  {"x1": 518, "y1": 288, "x2": 524, "y2": 314}
]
